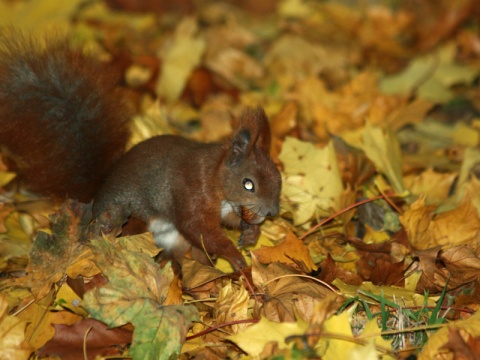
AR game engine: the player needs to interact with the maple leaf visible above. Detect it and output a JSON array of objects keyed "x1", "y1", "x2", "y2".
[
  {"x1": 83, "y1": 237, "x2": 199, "y2": 360},
  {"x1": 253, "y1": 230, "x2": 317, "y2": 272},
  {"x1": 279, "y1": 137, "x2": 344, "y2": 225},
  {"x1": 400, "y1": 195, "x2": 480, "y2": 250},
  {"x1": 14, "y1": 201, "x2": 97, "y2": 299}
]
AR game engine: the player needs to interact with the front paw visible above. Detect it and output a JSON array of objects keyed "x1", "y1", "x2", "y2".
[
  {"x1": 239, "y1": 221, "x2": 260, "y2": 247},
  {"x1": 230, "y1": 252, "x2": 248, "y2": 271}
]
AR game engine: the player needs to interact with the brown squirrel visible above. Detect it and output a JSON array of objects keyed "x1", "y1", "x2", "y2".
[{"x1": 0, "y1": 32, "x2": 281, "y2": 270}]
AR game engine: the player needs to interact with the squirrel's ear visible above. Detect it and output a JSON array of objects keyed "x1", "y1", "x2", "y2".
[
  {"x1": 237, "y1": 107, "x2": 271, "y2": 154},
  {"x1": 227, "y1": 129, "x2": 251, "y2": 166}
]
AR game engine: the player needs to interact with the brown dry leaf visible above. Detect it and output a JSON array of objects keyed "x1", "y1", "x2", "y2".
[
  {"x1": 201, "y1": 8, "x2": 263, "y2": 91},
  {"x1": 181, "y1": 258, "x2": 226, "y2": 290},
  {"x1": 356, "y1": 252, "x2": 405, "y2": 287},
  {"x1": 269, "y1": 102, "x2": 298, "y2": 141},
  {"x1": 400, "y1": 195, "x2": 480, "y2": 250},
  {"x1": 441, "y1": 247, "x2": 480, "y2": 286},
  {"x1": 412, "y1": 246, "x2": 443, "y2": 293},
  {"x1": 253, "y1": 231, "x2": 317, "y2": 272},
  {"x1": 441, "y1": 328, "x2": 480, "y2": 360},
  {"x1": 14, "y1": 202, "x2": 95, "y2": 299},
  {"x1": 164, "y1": 272, "x2": 184, "y2": 306},
  {"x1": 413, "y1": 245, "x2": 480, "y2": 293},
  {"x1": 251, "y1": 255, "x2": 338, "y2": 322},
  {"x1": 318, "y1": 254, "x2": 363, "y2": 286},
  {"x1": 39, "y1": 318, "x2": 132, "y2": 360}
]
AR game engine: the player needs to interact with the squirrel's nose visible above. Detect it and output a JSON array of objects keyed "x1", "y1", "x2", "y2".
[{"x1": 267, "y1": 203, "x2": 279, "y2": 217}]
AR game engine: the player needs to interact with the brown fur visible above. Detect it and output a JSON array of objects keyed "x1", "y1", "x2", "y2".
[
  {"x1": 0, "y1": 31, "x2": 130, "y2": 202},
  {"x1": 94, "y1": 108, "x2": 281, "y2": 270}
]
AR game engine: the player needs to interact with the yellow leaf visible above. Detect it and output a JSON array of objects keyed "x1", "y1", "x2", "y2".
[
  {"x1": 319, "y1": 311, "x2": 356, "y2": 360},
  {"x1": 0, "y1": 294, "x2": 32, "y2": 360},
  {"x1": 279, "y1": 138, "x2": 344, "y2": 225},
  {"x1": 404, "y1": 168, "x2": 457, "y2": 206},
  {"x1": 359, "y1": 319, "x2": 393, "y2": 353},
  {"x1": 16, "y1": 289, "x2": 56, "y2": 350},
  {"x1": 0, "y1": 212, "x2": 33, "y2": 272},
  {"x1": 278, "y1": 0, "x2": 312, "y2": 18},
  {"x1": 361, "y1": 124, "x2": 405, "y2": 194},
  {"x1": 227, "y1": 317, "x2": 309, "y2": 357},
  {"x1": 156, "y1": 18, "x2": 206, "y2": 102},
  {"x1": 419, "y1": 310, "x2": 480, "y2": 360},
  {"x1": 400, "y1": 195, "x2": 480, "y2": 250},
  {"x1": 215, "y1": 281, "x2": 250, "y2": 333},
  {"x1": 0, "y1": 171, "x2": 15, "y2": 187},
  {"x1": 56, "y1": 283, "x2": 88, "y2": 317},
  {"x1": 0, "y1": 0, "x2": 83, "y2": 31},
  {"x1": 118, "y1": 232, "x2": 161, "y2": 258},
  {"x1": 332, "y1": 279, "x2": 436, "y2": 307}
]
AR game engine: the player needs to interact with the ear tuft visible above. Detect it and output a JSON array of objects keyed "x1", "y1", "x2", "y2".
[{"x1": 238, "y1": 107, "x2": 271, "y2": 154}]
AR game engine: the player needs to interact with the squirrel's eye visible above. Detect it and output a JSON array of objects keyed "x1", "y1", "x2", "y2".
[{"x1": 243, "y1": 178, "x2": 255, "y2": 192}]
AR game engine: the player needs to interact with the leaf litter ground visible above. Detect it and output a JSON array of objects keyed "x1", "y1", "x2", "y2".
[{"x1": 1, "y1": 0, "x2": 480, "y2": 359}]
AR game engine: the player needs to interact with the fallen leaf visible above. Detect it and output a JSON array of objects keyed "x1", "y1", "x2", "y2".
[
  {"x1": 156, "y1": 17, "x2": 206, "y2": 102},
  {"x1": 404, "y1": 168, "x2": 457, "y2": 205},
  {"x1": 0, "y1": 294, "x2": 32, "y2": 360},
  {"x1": 215, "y1": 281, "x2": 250, "y2": 333},
  {"x1": 83, "y1": 237, "x2": 199, "y2": 359},
  {"x1": 39, "y1": 319, "x2": 132, "y2": 360},
  {"x1": 16, "y1": 290, "x2": 81, "y2": 351},
  {"x1": 253, "y1": 231, "x2": 317, "y2": 272},
  {"x1": 400, "y1": 195, "x2": 480, "y2": 250},
  {"x1": 14, "y1": 202, "x2": 94, "y2": 299},
  {"x1": 0, "y1": 212, "x2": 32, "y2": 273},
  {"x1": 251, "y1": 255, "x2": 337, "y2": 322},
  {"x1": 227, "y1": 317, "x2": 309, "y2": 357},
  {"x1": 317, "y1": 311, "x2": 358, "y2": 360},
  {"x1": 351, "y1": 124, "x2": 405, "y2": 194},
  {"x1": 318, "y1": 254, "x2": 364, "y2": 286},
  {"x1": 279, "y1": 138, "x2": 344, "y2": 225},
  {"x1": 332, "y1": 279, "x2": 434, "y2": 307},
  {"x1": 380, "y1": 43, "x2": 479, "y2": 102},
  {"x1": 419, "y1": 309, "x2": 480, "y2": 360},
  {"x1": 181, "y1": 258, "x2": 226, "y2": 289}
]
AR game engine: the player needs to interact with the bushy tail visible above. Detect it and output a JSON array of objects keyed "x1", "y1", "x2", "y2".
[{"x1": 0, "y1": 31, "x2": 131, "y2": 202}]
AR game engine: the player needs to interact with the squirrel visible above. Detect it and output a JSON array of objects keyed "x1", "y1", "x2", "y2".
[{"x1": 0, "y1": 32, "x2": 282, "y2": 270}]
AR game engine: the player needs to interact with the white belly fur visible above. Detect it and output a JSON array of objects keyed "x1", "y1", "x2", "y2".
[{"x1": 148, "y1": 218, "x2": 180, "y2": 250}]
